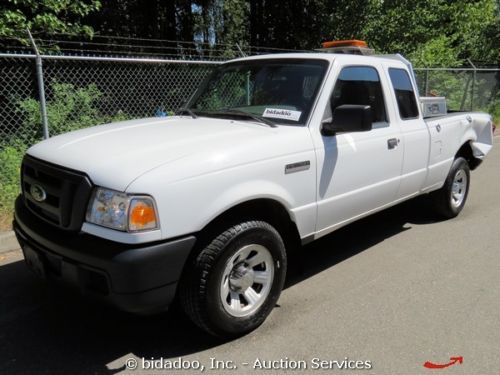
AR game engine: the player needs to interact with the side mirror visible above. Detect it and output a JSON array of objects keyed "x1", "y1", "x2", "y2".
[{"x1": 321, "y1": 105, "x2": 372, "y2": 136}]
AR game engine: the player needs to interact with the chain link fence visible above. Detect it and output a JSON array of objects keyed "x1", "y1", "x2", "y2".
[
  {"x1": 0, "y1": 53, "x2": 219, "y2": 229},
  {"x1": 414, "y1": 68, "x2": 500, "y2": 115},
  {"x1": 0, "y1": 52, "x2": 499, "y2": 230}
]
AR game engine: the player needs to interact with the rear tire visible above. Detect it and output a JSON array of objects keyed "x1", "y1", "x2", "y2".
[
  {"x1": 431, "y1": 157, "x2": 470, "y2": 219},
  {"x1": 179, "y1": 221, "x2": 287, "y2": 338}
]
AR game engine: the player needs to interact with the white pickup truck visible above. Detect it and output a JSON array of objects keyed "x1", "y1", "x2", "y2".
[{"x1": 14, "y1": 51, "x2": 493, "y2": 338}]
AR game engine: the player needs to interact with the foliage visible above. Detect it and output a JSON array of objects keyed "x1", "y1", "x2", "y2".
[
  {"x1": 0, "y1": 142, "x2": 25, "y2": 230},
  {"x1": 16, "y1": 81, "x2": 130, "y2": 144},
  {"x1": 1, "y1": 0, "x2": 498, "y2": 67},
  {"x1": 489, "y1": 98, "x2": 500, "y2": 124},
  {"x1": 409, "y1": 36, "x2": 461, "y2": 68},
  {"x1": 83, "y1": 0, "x2": 191, "y2": 42},
  {"x1": 221, "y1": 0, "x2": 249, "y2": 55},
  {"x1": 361, "y1": 0, "x2": 498, "y2": 67},
  {"x1": 192, "y1": 0, "x2": 499, "y2": 67},
  {"x1": 0, "y1": 0, "x2": 101, "y2": 41},
  {"x1": 321, "y1": 0, "x2": 372, "y2": 41},
  {"x1": 0, "y1": 82, "x2": 130, "y2": 230},
  {"x1": 477, "y1": 17, "x2": 500, "y2": 64}
]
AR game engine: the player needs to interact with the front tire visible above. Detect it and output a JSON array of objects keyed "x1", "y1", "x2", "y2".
[
  {"x1": 431, "y1": 157, "x2": 470, "y2": 218},
  {"x1": 180, "y1": 221, "x2": 287, "y2": 338}
]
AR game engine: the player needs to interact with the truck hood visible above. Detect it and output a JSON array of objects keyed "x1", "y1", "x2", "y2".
[{"x1": 27, "y1": 116, "x2": 309, "y2": 191}]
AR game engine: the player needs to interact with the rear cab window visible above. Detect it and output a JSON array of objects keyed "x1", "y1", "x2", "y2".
[{"x1": 388, "y1": 68, "x2": 420, "y2": 119}]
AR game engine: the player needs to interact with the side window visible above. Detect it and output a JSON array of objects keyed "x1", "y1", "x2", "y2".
[
  {"x1": 388, "y1": 68, "x2": 419, "y2": 119},
  {"x1": 331, "y1": 66, "x2": 387, "y2": 125}
]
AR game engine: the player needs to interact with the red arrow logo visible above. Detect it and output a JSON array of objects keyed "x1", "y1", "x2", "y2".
[{"x1": 424, "y1": 356, "x2": 463, "y2": 369}]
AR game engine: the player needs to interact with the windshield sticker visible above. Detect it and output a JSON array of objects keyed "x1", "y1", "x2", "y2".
[{"x1": 262, "y1": 108, "x2": 302, "y2": 121}]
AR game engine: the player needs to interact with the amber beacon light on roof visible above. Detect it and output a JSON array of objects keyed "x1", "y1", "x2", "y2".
[{"x1": 319, "y1": 39, "x2": 375, "y2": 55}]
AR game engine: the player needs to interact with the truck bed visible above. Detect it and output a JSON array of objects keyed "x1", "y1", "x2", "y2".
[{"x1": 425, "y1": 112, "x2": 493, "y2": 161}]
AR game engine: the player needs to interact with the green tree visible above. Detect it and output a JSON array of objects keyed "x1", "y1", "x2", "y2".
[
  {"x1": 320, "y1": 0, "x2": 372, "y2": 42},
  {"x1": 361, "y1": 0, "x2": 498, "y2": 67},
  {"x1": 0, "y1": 0, "x2": 101, "y2": 40},
  {"x1": 221, "y1": 0, "x2": 249, "y2": 53},
  {"x1": 474, "y1": 10, "x2": 500, "y2": 64},
  {"x1": 83, "y1": 0, "x2": 195, "y2": 47},
  {"x1": 249, "y1": 0, "x2": 322, "y2": 49}
]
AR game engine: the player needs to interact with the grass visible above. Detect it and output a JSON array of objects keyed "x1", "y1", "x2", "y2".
[{"x1": 0, "y1": 143, "x2": 24, "y2": 233}]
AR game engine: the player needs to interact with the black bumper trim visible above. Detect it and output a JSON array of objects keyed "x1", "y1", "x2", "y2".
[{"x1": 14, "y1": 195, "x2": 196, "y2": 313}]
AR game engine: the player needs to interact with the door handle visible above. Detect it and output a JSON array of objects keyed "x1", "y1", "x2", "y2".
[{"x1": 387, "y1": 138, "x2": 400, "y2": 149}]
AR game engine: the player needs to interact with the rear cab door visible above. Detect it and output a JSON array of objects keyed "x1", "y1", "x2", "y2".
[
  {"x1": 382, "y1": 63, "x2": 431, "y2": 199},
  {"x1": 309, "y1": 58, "x2": 404, "y2": 238}
]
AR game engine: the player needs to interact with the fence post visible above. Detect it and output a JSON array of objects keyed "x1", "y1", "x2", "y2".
[
  {"x1": 467, "y1": 58, "x2": 476, "y2": 112},
  {"x1": 424, "y1": 69, "x2": 429, "y2": 96},
  {"x1": 27, "y1": 30, "x2": 49, "y2": 139}
]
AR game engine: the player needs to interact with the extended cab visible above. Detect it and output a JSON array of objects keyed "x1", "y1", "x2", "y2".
[{"x1": 14, "y1": 51, "x2": 493, "y2": 337}]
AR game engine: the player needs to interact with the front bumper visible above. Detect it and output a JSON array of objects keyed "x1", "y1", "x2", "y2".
[{"x1": 14, "y1": 196, "x2": 196, "y2": 314}]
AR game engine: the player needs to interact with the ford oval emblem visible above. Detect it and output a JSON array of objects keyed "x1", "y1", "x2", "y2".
[{"x1": 30, "y1": 184, "x2": 47, "y2": 202}]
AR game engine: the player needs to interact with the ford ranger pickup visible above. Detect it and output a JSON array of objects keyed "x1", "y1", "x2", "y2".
[{"x1": 14, "y1": 49, "x2": 494, "y2": 337}]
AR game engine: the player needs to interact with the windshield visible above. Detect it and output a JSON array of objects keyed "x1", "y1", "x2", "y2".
[{"x1": 187, "y1": 59, "x2": 329, "y2": 126}]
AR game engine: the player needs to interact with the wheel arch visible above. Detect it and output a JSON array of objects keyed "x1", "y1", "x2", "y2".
[
  {"x1": 456, "y1": 141, "x2": 481, "y2": 170},
  {"x1": 196, "y1": 198, "x2": 302, "y2": 255}
]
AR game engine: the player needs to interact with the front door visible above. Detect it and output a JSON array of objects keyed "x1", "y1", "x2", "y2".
[{"x1": 313, "y1": 64, "x2": 404, "y2": 237}]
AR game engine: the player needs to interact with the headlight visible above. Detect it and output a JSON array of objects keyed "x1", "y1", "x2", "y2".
[{"x1": 86, "y1": 188, "x2": 159, "y2": 232}]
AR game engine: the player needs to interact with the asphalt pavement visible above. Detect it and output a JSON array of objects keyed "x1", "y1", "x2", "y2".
[{"x1": 1, "y1": 138, "x2": 499, "y2": 375}]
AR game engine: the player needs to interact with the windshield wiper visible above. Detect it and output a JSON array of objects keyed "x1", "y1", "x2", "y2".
[
  {"x1": 215, "y1": 109, "x2": 277, "y2": 128},
  {"x1": 176, "y1": 108, "x2": 198, "y2": 119}
]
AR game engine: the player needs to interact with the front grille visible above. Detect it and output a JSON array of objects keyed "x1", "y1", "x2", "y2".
[{"x1": 21, "y1": 155, "x2": 93, "y2": 231}]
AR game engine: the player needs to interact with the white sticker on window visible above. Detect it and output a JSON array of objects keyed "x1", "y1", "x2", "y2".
[{"x1": 262, "y1": 108, "x2": 302, "y2": 121}]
